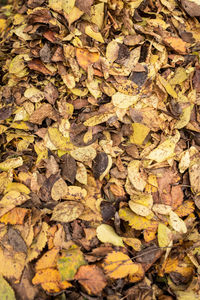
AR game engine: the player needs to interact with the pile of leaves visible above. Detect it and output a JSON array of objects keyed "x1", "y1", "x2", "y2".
[{"x1": 0, "y1": 0, "x2": 200, "y2": 299}]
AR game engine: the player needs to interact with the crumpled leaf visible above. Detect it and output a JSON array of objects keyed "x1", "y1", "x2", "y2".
[
  {"x1": 51, "y1": 201, "x2": 84, "y2": 222},
  {"x1": 147, "y1": 131, "x2": 180, "y2": 163},
  {"x1": 96, "y1": 224, "x2": 124, "y2": 247},
  {"x1": 128, "y1": 160, "x2": 146, "y2": 191},
  {"x1": 76, "y1": 48, "x2": 99, "y2": 71}
]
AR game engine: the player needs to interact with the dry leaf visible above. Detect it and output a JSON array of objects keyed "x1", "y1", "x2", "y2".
[
  {"x1": 51, "y1": 201, "x2": 84, "y2": 223},
  {"x1": 103, "y1": 251, "x2": 139, "y2": 279},
  {"x1": 96, "y1": 224, "x2": 124, "y2": 247},
  {"x1": 75, "y1": 265, "x2": 107, "y2": 295}
]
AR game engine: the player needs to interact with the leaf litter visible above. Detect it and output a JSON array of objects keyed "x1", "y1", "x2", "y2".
[{"x1": 0, "y1": 0, "x2": 200, "y2": 299}]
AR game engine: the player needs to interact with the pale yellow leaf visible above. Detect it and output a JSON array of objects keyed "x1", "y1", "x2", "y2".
[{"x1": 96, "y1": 224, "x2": 124, "y2": 247}]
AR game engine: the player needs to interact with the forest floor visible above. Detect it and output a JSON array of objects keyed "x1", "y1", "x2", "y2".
[{"x1": 0, "y1": 0, "x2": 200, "y2": 299}]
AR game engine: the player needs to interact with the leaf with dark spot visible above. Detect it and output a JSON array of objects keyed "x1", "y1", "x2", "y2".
[
  {"x1": 7, "y1": 227, "x2": 27, "y2": 253},
  {"x1": 92, "y1": 152, "x2": 108, "y2": 179}
]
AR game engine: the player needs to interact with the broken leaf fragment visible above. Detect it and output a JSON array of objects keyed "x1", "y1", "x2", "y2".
[
  {"x1": 130, "y1": 123, "x2": 150, "y2": 145},
  {"x1": 96, "y1": 224, "x2": 124, "y2": 247},
  {"x1": 51, "y1": 201, "x2": 84, "y2": 223},
  {"x1": 128, "y1": 160, "x2": 146, "y2": 191}
]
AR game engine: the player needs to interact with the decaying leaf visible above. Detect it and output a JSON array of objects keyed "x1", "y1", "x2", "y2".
[
  {"x1": 75, "y1": 265, "x2": 107, "y2": 295},
  {"x1": 51, "y1": 201, "x2": 84, "y2": 223},
  {"x1": 57, "y1": 246, "x2": 86, "y2": 281}
]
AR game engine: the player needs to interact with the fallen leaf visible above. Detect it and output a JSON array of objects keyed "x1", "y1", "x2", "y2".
[
  {"x1": 51, "y1": 201, "x2": 84, "y2": 223},
  {"x1": 57, "y1": 246, "x2": 86, "y2": 280},
  {"x1": 0, "y1": 274, "x2": 16, "y2": 300},
  {"x1": 96, "y1": 224, "x2": 124, "y2": 247},
  {"x1": 51, "y1": 178, "x2": 68, "y2": 201},
  {"x1": 169, "y1": 211, "x2": 187, "y2": 234},
  {"x1": 75, "y1": 265, "x2": 107, "y2": 295},
  {"x1": 0, "y1": 157, "x2": 23, "y2": 171},
  {"x1": 103, "y1": 251, "x2": 139, "y2": 279},
  {"x1": 157, "y1": 223, "x2": 172, "y2": 248},
  {"x1": 0, "y1": 191, "x2": 29, "y2": 217},
  {"x1": 76, "y1": 48, "x2": 99, "y2": 71}
]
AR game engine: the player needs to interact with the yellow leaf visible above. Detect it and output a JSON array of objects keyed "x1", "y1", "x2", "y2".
[
  {"x1": 158, "y1": 74, "x2": 177, "y2": 98},
  {"x1": 152, "y1": 204, "x2": 172, "y2": 215},
  {"x1": 130, "y1": 123, "x2": 150, "y2": 145},
  {"x1": 36, "y1": 248, "x2": 60, "y2": 271},
  {"x1": 0, "y1": 157, "x2": 23, "y2": 171},
  {"x1": 129, "y1": 201, "x2": 152, "y2": 217},
  {"x1": 48, "y1": 127, "x2": 74, "y2": 151},
  {"x1": 85, "y1": 25, "x2": 104, "y2": 43},
  {"x1": 122, "y1": 238, "x2": 142, "y2": 251},
  {"x1": 157, "y1": 223, "x2": 172, "y2": 248},
  {"x1": 0, "y1": 248, "x2": 26, "y2": 280},
  {"x1": 90, "y1": 3, "x2": 104, "y2": 29},
  {"x1": 169, "y1": 67, "x2": 188, "y2": 85},
  {"x1": 76, "y1": 48, "x2": 100, "y2": 71},
  {"x1": 0, "y1": 275, "x2": 16, "y2": 300},
  {"x1": 84, "y1": 113, "x2": 114, "y2": 126},
  {"x1": 51, "y1": 178, "x2": 68, "y2": 201},
  {"x1": 169, "y1": 211, "x2": 187, "y2": 234},
  {"x1": 119, "y1": 208, "x2": 152, "y2": 230},
  {"x1": 24, "y1": 87, "x2": 44, "y2": 103},
  {"x1": 9, "y1": 55, "x2": 28, "y2": 78},
  {"x1": 0, "y1": 191, "x2": 29, "y2": 217},
  {"x1": 27, "y1": 222, "x2": 49, "y2": 262},
  {"x1": 86, "y1": 78, "x2": 102, "y2": 99},
  {"x1": 32, "y1": 268, "x2": 72, "y2": 293},
  {"x1": 103, "y1": 251, "x2": 139, "y2": 279},
  {"x1": 70, "y1": 146, "x2": 96, "y2": 162},
  {"x1": 147, "y1": 132, "x2": 180, "y2": 163},
  {"x1": 0, "y1": 19, "x2": 7, "y2": 33},
  {"x1": 175, "y1": 105, "x2": 193, "y2": 129},
  {"x1": 112, "y1": 92, "x2": 139, "y2": 109},
  {"x1": 4, "y1": 182, "x2": 30, "y2": 194},
  {"x1": 51, "y1": 201, "x2": 84, "y2": 222},
  {"x1": 76, "y1": 162, "x2": 88, "y2": 185},
  {"x1": 96, "y1": 224, "x2": 124, "y2": 247}
]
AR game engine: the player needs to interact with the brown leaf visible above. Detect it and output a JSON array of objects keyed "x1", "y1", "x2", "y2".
[
  {"x1": 0, "y1": 106, "x2": 13, "y2": 121},
  {"x1": 60, "y1": 154, "x2": 77, "y2": 184},
  {"x1": 29, "y1": 103, "x2": 58, "y2": 124},
  {"x1": 28, "y1": 59, "x2": 53, "y2": 75},
  {"x1": 75, "y1": 265, "x2": 107, "y2": 295},
  {"x1": 75, "y1": 0, "x2": 94, "y2": 13},
  {"x1": 44, "y1": 83, "x2": 59, "y2": 105}
]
